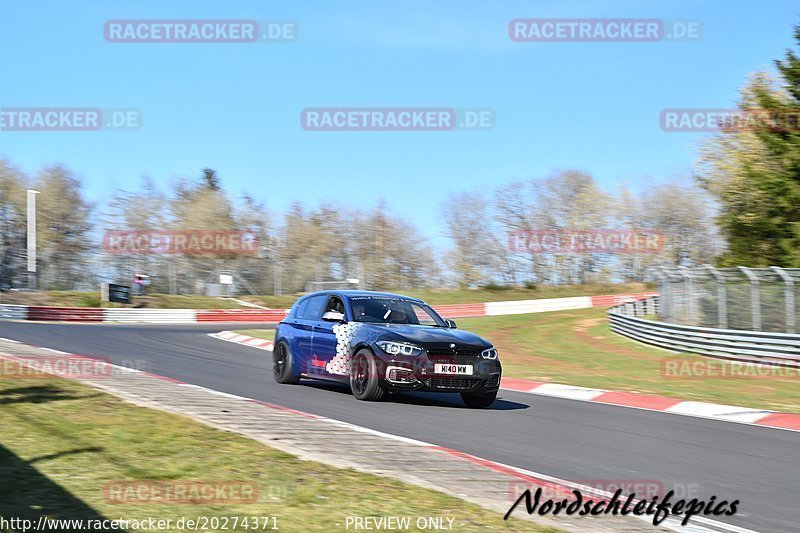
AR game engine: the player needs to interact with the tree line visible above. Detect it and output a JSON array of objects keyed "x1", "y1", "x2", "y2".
[
  {"x1": 445, "y1": 171, "x2": 718, "y2": 287},
  {"x1": 0, "y1": 160, "x2": 717, "y2": 293},
  {"x1": 0, "y1": 164, "x2": 443, "y2": 293}
]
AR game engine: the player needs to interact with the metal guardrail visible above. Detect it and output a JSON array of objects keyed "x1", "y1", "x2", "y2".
[{"x1": 608, "y1": 296, "x2": 800, "y2": 365}]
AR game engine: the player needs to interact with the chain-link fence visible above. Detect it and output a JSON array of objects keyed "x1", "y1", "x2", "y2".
[{"x1": 652, "y1": 266, "x2": 800, "y2": 333}]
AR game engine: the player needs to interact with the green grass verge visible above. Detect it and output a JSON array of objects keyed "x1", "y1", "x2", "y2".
[
  {"x1": 457, "y1": 308, "x2": 800, "y2": 414},
  {"x1": 0, "y1": 372, "x2": 555, "y2": 532},
  {"x1": 234, "y1": 330, "x2": 275, "y2": 342}
]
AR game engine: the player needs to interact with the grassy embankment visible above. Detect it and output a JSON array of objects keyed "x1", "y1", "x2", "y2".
[
  {"x1": 0, "y1": 367, "x2": 556, "y2": 532},
  {"x1": 457, "y1": 308, "x2": 800, "y2": 414}
]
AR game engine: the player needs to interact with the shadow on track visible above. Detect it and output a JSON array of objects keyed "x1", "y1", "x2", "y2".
[{"x1": 300, "y1": 380, "x2": 529, "y2": 410}]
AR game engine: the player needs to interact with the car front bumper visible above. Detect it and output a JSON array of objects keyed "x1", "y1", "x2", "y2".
[{"x1": 376, "y1": 352, "x2": 502, "y2": 393}]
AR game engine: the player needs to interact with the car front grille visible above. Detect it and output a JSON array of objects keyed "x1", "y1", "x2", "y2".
[
  {"x1": 423, "y1": 377, "x2": 481, "y2": 391},
  {"x1": 426, "y1": 348, "x2": 480, "y2": 365}
]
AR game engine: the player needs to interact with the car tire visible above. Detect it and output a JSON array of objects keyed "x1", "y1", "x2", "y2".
[
  {"x1": 461, "y1": 390, "x2": 497, "y2": 408},
  {"x1": 273, "y1": 341, "x2": 300, "y2": 384},
  {"x1": 350, "y1": 349, "x2": 385, "y2": 401}
]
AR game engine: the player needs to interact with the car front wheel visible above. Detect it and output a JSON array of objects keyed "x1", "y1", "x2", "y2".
[
  {"x1": 461, "y1": 390, "x2": 497, "y2": 408},
  {"x1": 273, "y1": 342, "x2": 300, "y2": 384},
  {"x1": 350, "y1": 349, "x2": 385, "y2": 401}
]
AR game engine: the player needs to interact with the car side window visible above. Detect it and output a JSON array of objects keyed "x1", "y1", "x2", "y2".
[
  {"x1": 294, "y1": 298, "x2": 310, "y2": 319},
  {"x1": 303, "y1": 295, "x2": 328, "y2": 321},
  {"x1": 324, "y1": 296, "x2": 345, "y2": 316}
]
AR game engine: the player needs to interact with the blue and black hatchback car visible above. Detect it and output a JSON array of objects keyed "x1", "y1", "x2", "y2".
[{"x1": 273, "y1": 290, "x2": 502, "y2": 408}]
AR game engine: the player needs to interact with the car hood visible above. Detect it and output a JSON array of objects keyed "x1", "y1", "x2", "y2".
[{"x1": 362, "y1": 323, "x2": 491, "y2": 350}]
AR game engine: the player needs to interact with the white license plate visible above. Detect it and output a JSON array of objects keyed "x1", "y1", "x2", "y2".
[{"x1": 434, "y1": 363, "x2": 473, "y2": 375}]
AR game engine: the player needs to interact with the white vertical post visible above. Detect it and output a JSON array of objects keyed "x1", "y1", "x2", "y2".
[
  {"x1": 770, "y1": 266, "x2": 795, "y2": 334},
  {"x1": 738, "y1": 267, "x2": 761, "y2": 331},
  {"x1": 654, "y1": 268, "x2": 669, "y2": 321},
  {"x1": 169, "y1": 262, "x2": 177, "y2": 295},
  {"x1": 678, "y1": 266, "x2": 696, "y2": 324},
  {"x1": 26, "y1": 189, "x2": 39, "y2": 289},
  {"x1": 705, "y1": 265, "x2": 727, "y2": 329}
]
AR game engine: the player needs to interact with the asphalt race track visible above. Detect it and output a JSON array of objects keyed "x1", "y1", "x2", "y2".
[{"x1": 0, "y1": 321, "x2": 796, "y2": 532}]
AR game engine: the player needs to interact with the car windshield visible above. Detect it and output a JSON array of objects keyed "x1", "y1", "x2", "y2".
[{"x1": 350, "y1": 297, "x2": 445, "y2": 327}]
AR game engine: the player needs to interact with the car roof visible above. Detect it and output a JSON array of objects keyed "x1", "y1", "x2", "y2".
[{"x1": 300, "y1": 290, "x2": 424, "y2": 303}]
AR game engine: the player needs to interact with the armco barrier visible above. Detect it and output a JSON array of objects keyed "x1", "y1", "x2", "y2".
[
  {"x1": 27, "y1": 306, "x2": 105, "y2": 322},
  {"x1": 197, "y1": 309, "x2": 289, "y2": 322},
  {"x1": 608, "y1": 296, "x2": 800, "y2": 364},
  {"x1": 105, "y1": 308, "x2": 197, "y2": 323},
  {"x1": 0, "y1": 304, "x2": 27, "y2": 320}
]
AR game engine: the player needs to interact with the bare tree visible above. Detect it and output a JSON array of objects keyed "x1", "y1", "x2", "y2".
[
  {"x1": 34, "y1": 165, "x2": 93, "y2": 289},
  {"x1": 441, "y1": 190, "x2": 502, "y2": 287},
  {"x1": 0, "y1": 159, "x2": 29, "y2": 288}
]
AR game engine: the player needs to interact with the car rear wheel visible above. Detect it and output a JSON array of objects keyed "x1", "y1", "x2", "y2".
[
  {"x1": 350, "y1": 349, "x2": 385, "y2": 401},
  {"x1": 461, "y1": 390, "x2": 497, "y2": 408},
  {"x1": 273, "y1": 342, "x2": 300, "y2": 384}
]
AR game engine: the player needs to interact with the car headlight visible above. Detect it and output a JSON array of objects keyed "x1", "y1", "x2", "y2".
[
  {"x1": 481, "y1": 347, "x2": 498, "y2": 360},
  {"x1": 377, "y1": 341, "x2": 423, "y2": 357}
]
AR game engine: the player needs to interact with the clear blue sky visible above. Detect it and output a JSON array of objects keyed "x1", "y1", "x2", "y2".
[{"x1": 1, "y1": 0, "x2": 798, "y2": 250}]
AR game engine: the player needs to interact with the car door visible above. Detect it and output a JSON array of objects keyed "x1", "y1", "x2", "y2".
[
  {"x1": 277, "y1": 297, "x2": 309, "y2": 364},
  {"x1": 292, "y1": 294, "x2": 327, "y2": 372},
  {"x1": 310, "y1": 295, "x2": 348, "y2": 380}
]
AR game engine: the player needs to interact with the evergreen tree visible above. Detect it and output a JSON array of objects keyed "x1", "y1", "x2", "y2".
[{"x1": 698, "y1": 22, "x2": 800, "y2": 266}]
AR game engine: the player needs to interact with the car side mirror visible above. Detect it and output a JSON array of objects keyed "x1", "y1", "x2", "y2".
[
  {"x1": 445, "y1": 319, "x2": 457, "y2": 329},
  {"x1": 322, "y1": 311, "x2": 345, "y2": 322}
]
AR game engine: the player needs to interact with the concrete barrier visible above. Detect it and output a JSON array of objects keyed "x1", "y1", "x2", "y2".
[
  {"x1": 0, "y1": 304, "x2": 27, "y2": 320},
  {"x1": 485, "y1": 296, "x2": 592, "y2": 316},
  {"x1": 105, "y1": 308, "x2": 197, "y2": 323}
]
